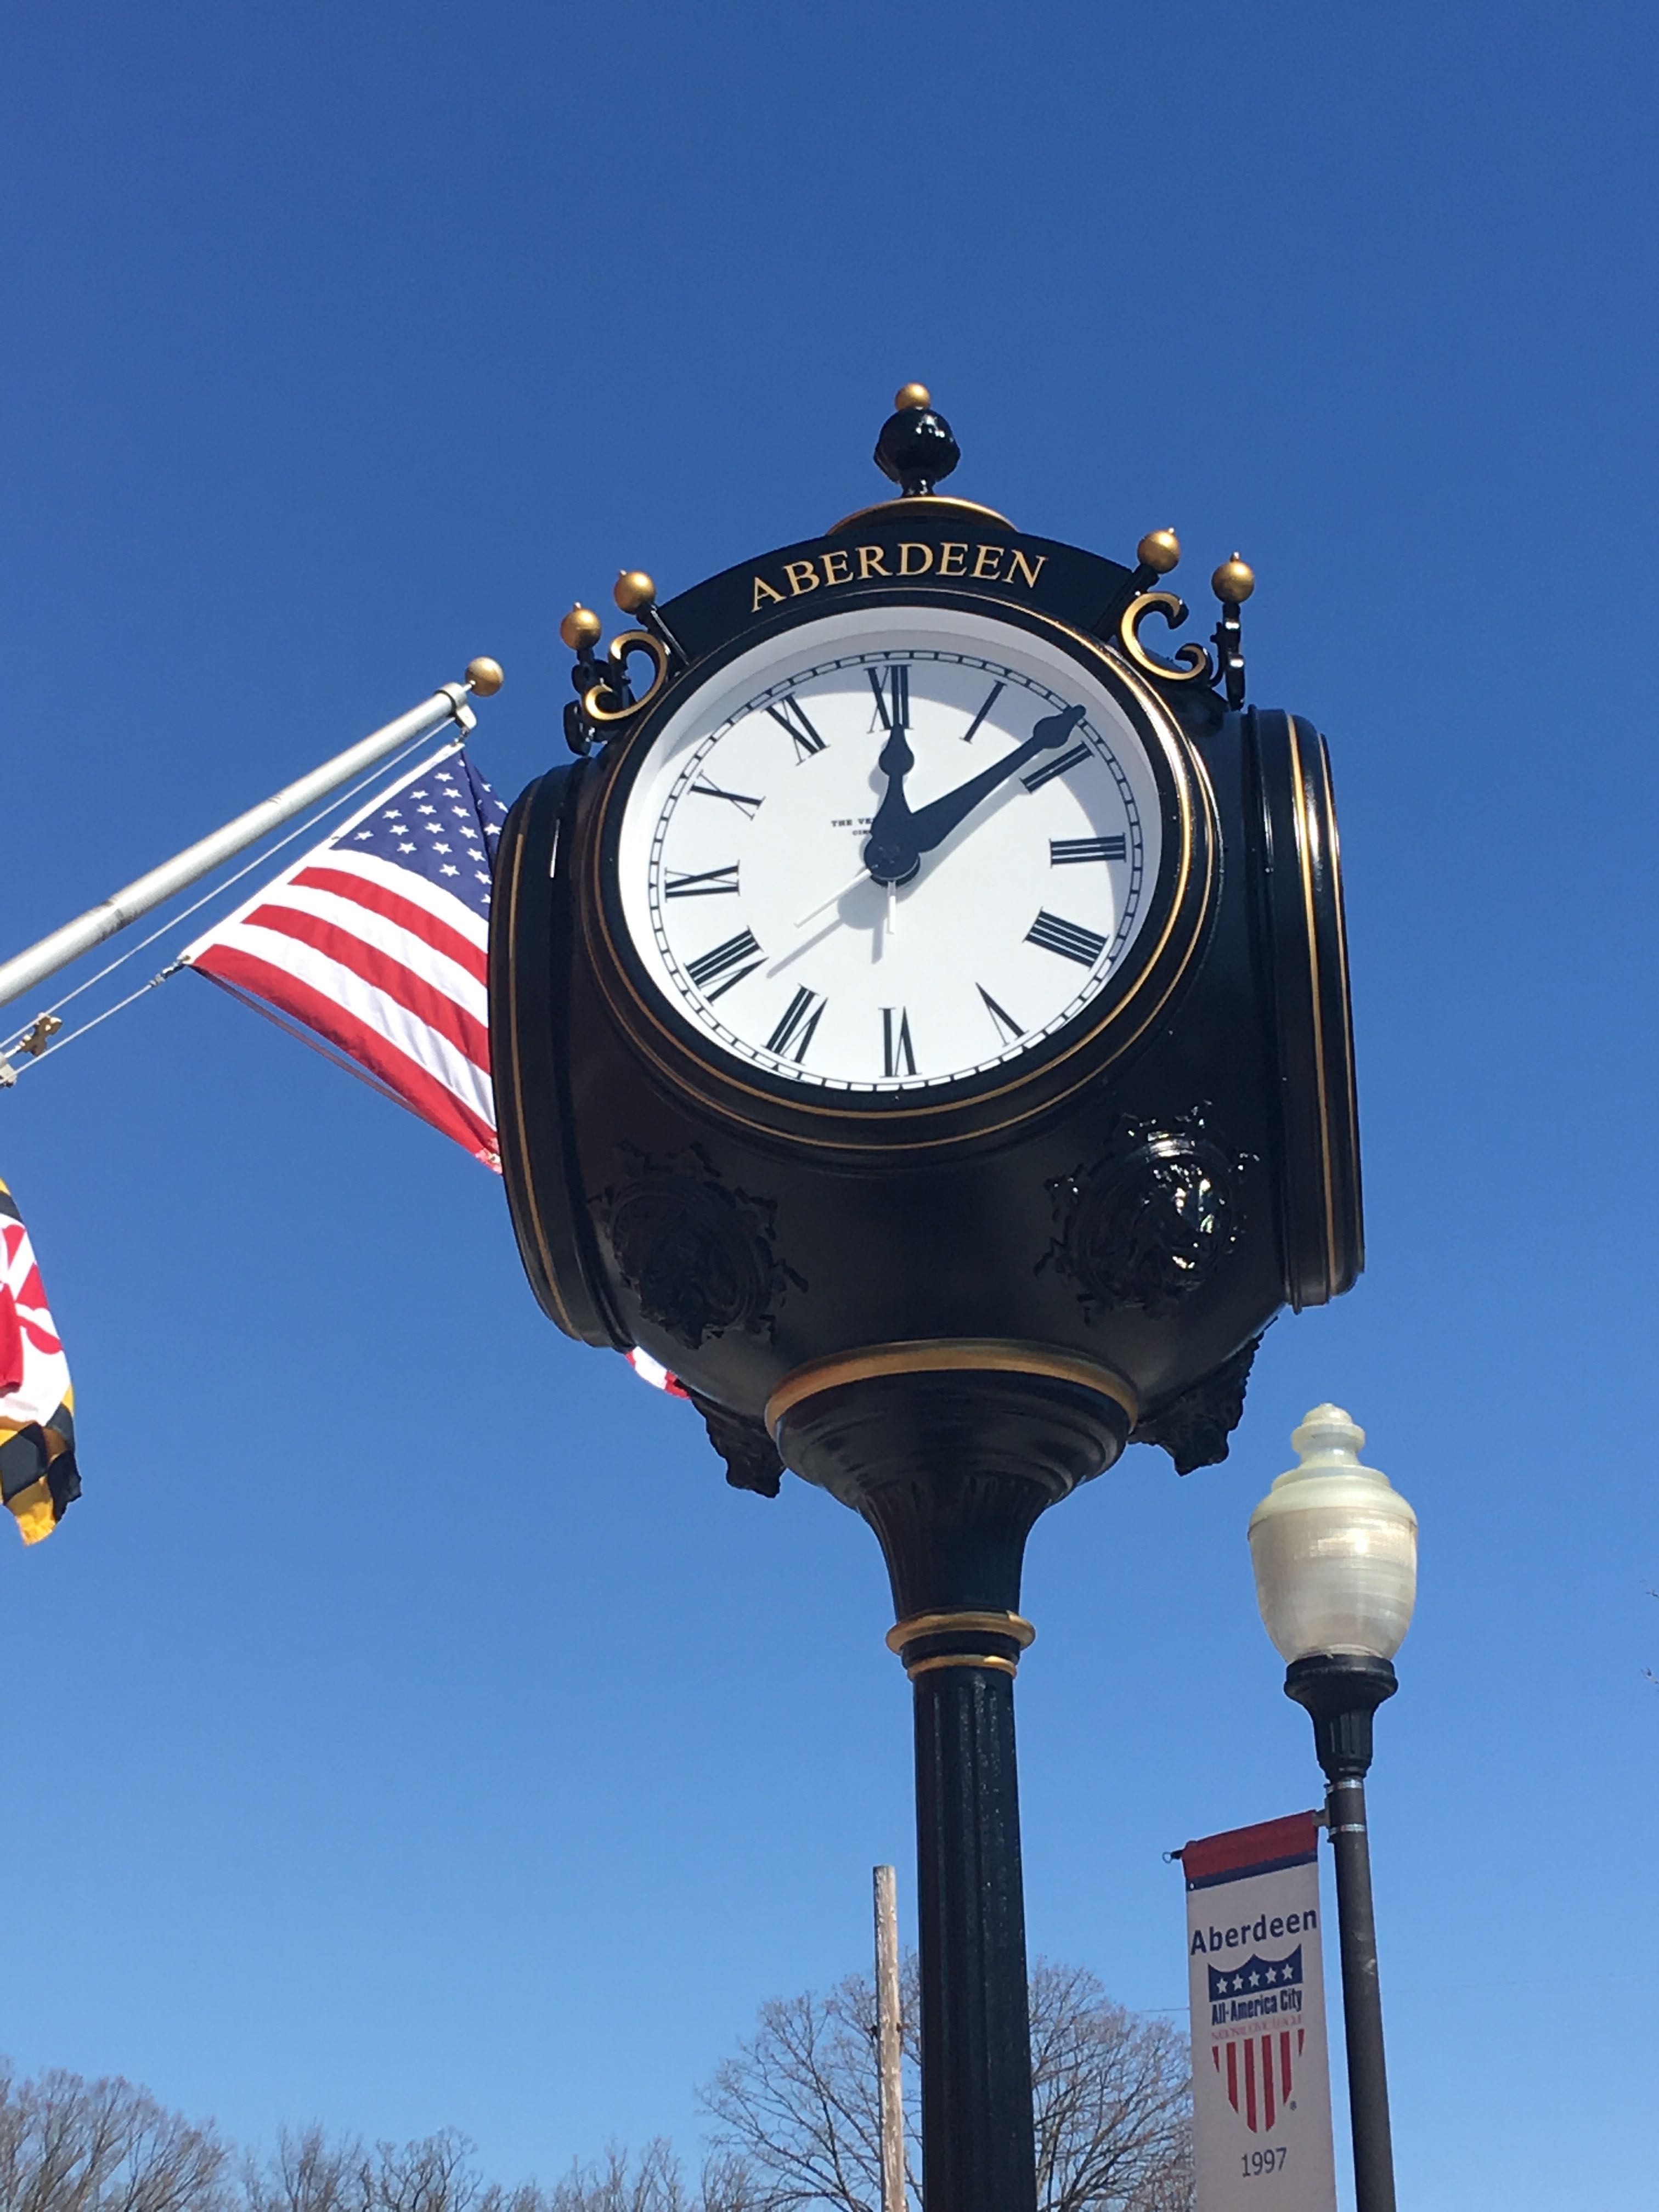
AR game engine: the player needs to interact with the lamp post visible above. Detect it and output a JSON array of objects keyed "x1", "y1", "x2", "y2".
[{"x1": 1248, "y1": 1405, "x2": 1417, "y2": 2212}]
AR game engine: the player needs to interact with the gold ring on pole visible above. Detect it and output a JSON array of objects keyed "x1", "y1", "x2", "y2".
[
  {"x1": 886, "y1": 1609, "x2": 1036, "y2": 1655},
  {"x1": 765, "y1": 1339, "x2": 1138, "y2": 1437}
]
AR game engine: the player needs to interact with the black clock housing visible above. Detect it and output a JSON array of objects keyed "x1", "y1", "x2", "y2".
[{"x1": 490, "y1": 478, "x2": 1362, "y2": 1486}]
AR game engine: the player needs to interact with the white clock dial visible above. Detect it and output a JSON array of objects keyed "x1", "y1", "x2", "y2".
[{"x1": 614, "y1": 606, "x2": 1167, "y2": 1094}]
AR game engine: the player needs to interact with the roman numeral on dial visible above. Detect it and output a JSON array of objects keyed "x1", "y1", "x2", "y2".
[
  {"x1": 1022, "y1": 742, "x2": 1091, "y2": 794},
  {"x1": 1050, "y1": 835, "x2": 1127, "y2": 864},
  {"x1": 691, "y1": 779, "x2": 763, "y2": 818},
  {"x1": 767, "y1": 986, "x2": 827, "y2": 1062},
  {"x1": 867, "y1": 663, "x2": 911, "y2": 732},
  {"x1": 766, "y1": 694, "x2": 827, "y2": 760},
  {"x1": 664, "y1": 863, "x2": 740, "y2": 898},
  {"x1": 961, "y1": 680, "x2": 1005, "y2": 743},
  {"x1": 1026, "y1": 910, "x2": 1108, "y2": 967},
  {"x1": 687, "y1": 928, "x2": 763, "y2": 998},
  {"x1": 978, "y1": 985, "x2": 1023, "y2": 1043},
  {"x1": 882, "y1": 1006, "x2": 917, "y2": 1077}
]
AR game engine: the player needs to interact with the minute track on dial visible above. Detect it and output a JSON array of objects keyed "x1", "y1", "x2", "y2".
[{"x1": 628, "y1": 619, "x2": 1164, "y2": 1097}]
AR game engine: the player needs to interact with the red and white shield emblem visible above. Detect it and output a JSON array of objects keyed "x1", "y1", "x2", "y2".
[{"x1": 1214, "y1": 2028, "x2": 1306, "y2": 2134}]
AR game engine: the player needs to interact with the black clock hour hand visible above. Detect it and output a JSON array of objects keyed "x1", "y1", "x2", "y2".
[
  {"x1": 903, "y1": 702, "x2": 1087, "y2": 859},
  {"x1": 862, "y1": 665, "x2": 921, "y2": 884}
]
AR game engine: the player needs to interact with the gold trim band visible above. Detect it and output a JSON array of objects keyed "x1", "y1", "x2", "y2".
[
  {"x1": 887, "y1": 1609, "x2": 1036, "y2": 1656},
  {"x1": 1285, "y1": 714, "x2": 1338, "y2": 1286},
  {"x1": 905, "y1": 1652, "x2": 1019, "y2": 1679},
  {"x1": 766, "y1": 1339, "x2": 1139, "y2": 1437},
  {"x1": 827, "y1": 493, "x2": 1016, "y2": 534}
]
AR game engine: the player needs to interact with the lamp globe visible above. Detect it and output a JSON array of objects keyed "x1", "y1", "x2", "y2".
[{"x1": 1248, "y1": 1403, "x2": 1417, "y2": 1663}]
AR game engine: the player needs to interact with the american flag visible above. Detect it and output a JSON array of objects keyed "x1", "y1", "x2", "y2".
[
  {"x1": 184, "y1": 743, "x2": 687, "y2": 1400},
  {"x1": 183, "y1": 746, "x2": 506, "y2": 1167}
]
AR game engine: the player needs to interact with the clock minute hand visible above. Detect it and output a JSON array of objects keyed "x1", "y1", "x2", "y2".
[{"x1": 905, "y1": 701, "x2": 1087, "y2": 858}]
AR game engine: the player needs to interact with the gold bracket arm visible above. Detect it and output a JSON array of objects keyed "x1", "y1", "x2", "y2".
[
  {"x1": 583, "y1": 631, "x2": 672, "y2": 726},
  {"x1": 1118, "y1": 590, "x2": 1215, "y2": 687}
]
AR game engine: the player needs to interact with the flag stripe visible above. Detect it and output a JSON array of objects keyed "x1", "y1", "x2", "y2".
[
  {"x1": 291, "y1": 865, "x2": 489, "y2": 985},
  {"x1": 194, "y1": 932, "x2": 491, "y2": 1122},
  {"x1": 269, "y1": 844, "x2": 489, "y2": 944},
  {"x1": 234, "y1": 904, "x2": 490, "y2": 1071},
  {"x1": 193, "y1": 946, "x2": 496, "y2": 1158},
  {"x1": 249, "y1": 879, "x2": 487, "y2": 1022}
]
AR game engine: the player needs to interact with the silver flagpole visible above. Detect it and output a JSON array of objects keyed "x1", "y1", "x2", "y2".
[{"x1": 0, "y1": 659, "x2": 503, "y2": 1020}]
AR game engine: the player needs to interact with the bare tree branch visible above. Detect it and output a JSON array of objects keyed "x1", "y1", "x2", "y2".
[
  {"x1": 0, "y1": 2059, "x2": 230, "y2": 2212},
  {"x1": 699, "y1": 1957, "x2": 1189, "y2": 2212}
]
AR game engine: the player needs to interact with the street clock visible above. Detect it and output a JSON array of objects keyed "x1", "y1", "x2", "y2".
[{"x1": 489, "y1": 388, "x2": 1363, "y2": 2212}]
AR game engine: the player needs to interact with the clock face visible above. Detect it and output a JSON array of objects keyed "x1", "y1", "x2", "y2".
[{"x1": 611, "y1": 604, "x2": 1176, "y2": 1098}]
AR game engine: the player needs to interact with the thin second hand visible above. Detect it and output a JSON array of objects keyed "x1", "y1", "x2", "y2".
[{"x1": 793, "y1": 867, "x2": 872, "y2": 929}]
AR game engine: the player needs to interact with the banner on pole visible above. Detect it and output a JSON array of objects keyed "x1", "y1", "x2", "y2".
[{"x1": 1178, "y1": 1811, "x2": 1337, "y2": 2212}]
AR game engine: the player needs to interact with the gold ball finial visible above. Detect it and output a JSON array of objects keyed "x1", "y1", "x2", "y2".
[
  {"x1": 464, "y1": 656, "x2": 504, "y2": 697},
  {"x1": 559, "y1": 603, "x2": 602, "y2": 651},
  {"x1": 614, "y1": 570, "x2": 657, "y2": 614},
  {"x1": 1212, "y1": 553, "x2": 1256, "y2": 604},
  {"x1": 894, "y1": 382, "x2": 932, "y2": 412},
  {"x1": 1137, "y1": 528, "x2": 1181, "y2": 575}
]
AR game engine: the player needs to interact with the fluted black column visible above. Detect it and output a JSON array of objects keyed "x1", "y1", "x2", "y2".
[
  {"x1": 912, "y1": 1653, "x2": 1033, "y2": 2207},
  {"x1": 774, "y1": 1355, "x2": 1132, "y2": 2212}
]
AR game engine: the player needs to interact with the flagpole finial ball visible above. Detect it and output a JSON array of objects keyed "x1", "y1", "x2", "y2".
[
  {"x1": 894, "y1": 382, "x2": 931, "y2": 411},
  {"x1": 614, "y1": 571, "x2": 657, "y2": 614},
  {"x1": 1137, "y1": 528, "x2": 1182, "y2": 574},
  {"x1": 560, "y1": 605, "x2": 603, "y2": 651},
  {"x1": 1213, "y1": 554, "x2": 1256, "y2": 604},
  {"x1": 465, "y1": 657, "x2": 504, "y2": 697}
]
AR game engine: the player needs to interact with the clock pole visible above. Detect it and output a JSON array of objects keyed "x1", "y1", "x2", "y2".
[{"x1": 772, "y1": 1353, "x2": 1133, "y2": 2212}]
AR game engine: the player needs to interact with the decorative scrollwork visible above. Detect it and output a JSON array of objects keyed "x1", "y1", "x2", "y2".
[
  {"x1": 594, "y1": 1143, "x2": 805, "y2": 1350},
  {"x1": 1135, "y1": 1334, "x2": 1262, "y2": 1474},
  {"x1": 583, "y1": 629, "x2": 672, "y2": 725},
  {"x1": 1118, "y1": 590, "x2": 1215, "y2": 687},
  {"x1": 1040, "y1": 1107, "x2": 1248, "y2": 1321}
]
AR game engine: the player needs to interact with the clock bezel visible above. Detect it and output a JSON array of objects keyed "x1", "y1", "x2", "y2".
[{"x1": 582, "y1": 588, "x2": 1217, "y2": 1152}]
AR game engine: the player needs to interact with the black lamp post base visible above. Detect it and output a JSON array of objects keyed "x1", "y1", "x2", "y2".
[{"x1": 1284, "y1": 1652, "x2": 1400, "y2": 2212}]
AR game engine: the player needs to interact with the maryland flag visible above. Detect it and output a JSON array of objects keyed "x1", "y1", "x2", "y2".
[{"x1": 0, "y1": 1178, "x2": 81, "y2": 1543}]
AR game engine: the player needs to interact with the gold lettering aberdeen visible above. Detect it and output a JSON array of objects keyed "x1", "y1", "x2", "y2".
[{"x1": 750, "y1": 540, "x2": 1045, "y2": 613}]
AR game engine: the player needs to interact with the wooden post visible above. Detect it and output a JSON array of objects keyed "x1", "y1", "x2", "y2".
[{"x1": 874, "y1": 1863, "x2": 907, "y2": 2212}]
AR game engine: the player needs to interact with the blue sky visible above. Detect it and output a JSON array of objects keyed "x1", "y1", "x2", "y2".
[{"x1": 3, "y1": 4, "x2": 1656, "y2": 2207}]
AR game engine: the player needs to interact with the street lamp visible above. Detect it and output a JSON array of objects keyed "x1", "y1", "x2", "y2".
[{"x1": 1249, "y1": 1404, "x2": 1417, "y2": 2212}]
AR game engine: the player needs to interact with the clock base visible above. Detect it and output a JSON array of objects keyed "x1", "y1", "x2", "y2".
[{"x1": 771, "y1": 1357, "x2": 1133, "y2": 2212}]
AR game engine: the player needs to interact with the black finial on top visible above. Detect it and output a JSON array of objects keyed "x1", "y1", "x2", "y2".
[{"x1": 874, "y1": 382, "x2": 961, "y2": 496}]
